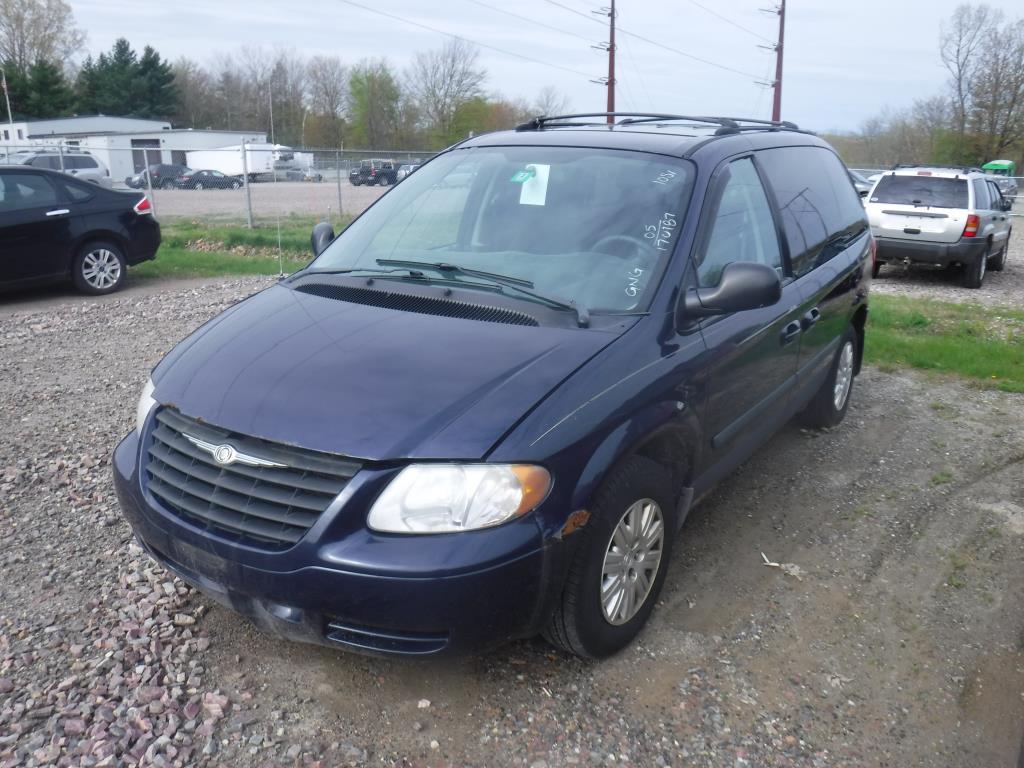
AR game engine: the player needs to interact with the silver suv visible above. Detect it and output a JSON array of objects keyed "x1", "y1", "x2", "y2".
[
  {"x1": 5, "y1": 150, "x2": 111, "y2": 187},
  {"x1": 865, "y1": 166, "x2": 1013, "y2": 288}
]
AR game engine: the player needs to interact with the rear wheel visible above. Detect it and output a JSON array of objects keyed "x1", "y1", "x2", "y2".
[
  {"x1": 962, "y1": 248, "x2": 987, "y2": 288},
  {"x1": 988, "y1": 230, "x2": 1010, "y2": 272},
  {"x1": 871, "y1": 260, "x2": 882, "y2": 279},
  {"x1": 800, "y1": 328, "x2": 857, "y2": 429},
  {"x1": 194, "y1": 182, "x2": 204, "y2": 191},
  {"x1": 231, "y1": 180, "x2": 241, "y2": 190},
  {"x1": 543, "y1": 456, "x2": 676, "y2": 658},
  {"x1": 160, "y1": 179, "x2": 174, "y2": 190},
  {"x1": 73, "y1": 241, "x2": 126, "y2": 295}
]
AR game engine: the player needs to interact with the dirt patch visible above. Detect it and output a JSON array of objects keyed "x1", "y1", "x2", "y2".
[{"x1": 0, "y1": 279, "x2": 1022, "y2": 767}]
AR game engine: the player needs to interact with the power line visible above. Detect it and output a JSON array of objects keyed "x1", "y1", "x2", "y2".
[
  {"x1": 339, "y1": 0, "x2": 594, "y2": 79},
  {"x1": 467, "y1": 0, "x2": 600, "y2": 44},
  {"x1": 685, "y1": 0, "x2": 774, "y2": 44},
  {"x1": 543, "y1": 0, "x2": 761, "y2": 80}
]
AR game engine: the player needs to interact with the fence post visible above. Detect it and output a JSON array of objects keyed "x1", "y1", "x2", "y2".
[
  {"x1": 144, "y1": 159, "x2": 157, "y2": 218},
  {"x1": 335, "y1": 149, "x2": 343, "y2": 226},
  {"x1": 241, "y1": 141, "x2": 254, "y2": 229}
]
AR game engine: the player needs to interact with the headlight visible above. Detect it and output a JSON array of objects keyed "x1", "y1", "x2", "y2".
[
  {"x1": 135, "y1": 378, "x2": 156, "y2": 435},
  {"x1": 367, "y1": 464, "x2": 551, "y2": 534}
]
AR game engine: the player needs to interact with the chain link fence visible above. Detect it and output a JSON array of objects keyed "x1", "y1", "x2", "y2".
[{"x1": 0, "y1": 141, "x2": 435, "y2": 228}]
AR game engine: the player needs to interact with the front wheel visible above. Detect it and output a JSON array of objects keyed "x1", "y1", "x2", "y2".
[
  {"x1": 800, "y1": 328, "x2": 857, "y2": 429},
  {"x1": 543, "y1": 456, "x2": 676, "y2": 658},
  {"x1": 231, "y1": 180, "x2": 241, "y2": 190},
  {"x1": 73, "y1": 242, "x2": 126, "y2": 295},
  {"x1": 194, "y1": 182, "x2": 204, "y2": 191}
]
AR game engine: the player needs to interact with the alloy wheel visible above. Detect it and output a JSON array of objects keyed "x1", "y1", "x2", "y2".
[
  {"x1": 833, "y1": 340, "x2": 855, "y2": 411},
  {"x1": 81, "y1": 249, "x2": 122, "y2": 290},
  {"x1": 600, "y1": 498, "x2": 664, "y2": 625}
]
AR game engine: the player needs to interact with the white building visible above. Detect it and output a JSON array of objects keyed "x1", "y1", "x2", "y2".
[{"x1": 1, "y1": 116, "x2": 267, "y2": 182}]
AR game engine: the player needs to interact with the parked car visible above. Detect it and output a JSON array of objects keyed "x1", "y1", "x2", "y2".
[
  {"x1": 348, "y1": 159, "x2": 398, "y2": 186},
  {"x1": 126, "y1": 164, "x2": 191, "y2": 190},
  {"x1": 981, "y1": 159, "x2": 1018, "y2": 200},
  {"x1": 865, "y1": 166, "x2": 1012, "y2": 287},
  {"x1": 175, "y1": 170, "x2": 243, "y2": 190},
  {"x1": 0, "y1": 166, "x2": 160, "y2": 294},
  {"x1": 114, "y1": 113, "x2": 870, "y2": 659},
  {"x1": 6, "y1": 150, "x2": 111, "y2": 187},
  {"x1": 848, "y1": 169, "x2": 873, "y2": 198},
  {"x1": 396, "y1": 164, "x2": 420, "y2": 182},
  {"x1": 284, "y1": 167, "x2": 323, "y2": 182}
]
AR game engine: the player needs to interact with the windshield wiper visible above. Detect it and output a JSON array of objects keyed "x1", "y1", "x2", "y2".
[
  {"x1": 301, "y1": 266, "x2": 428, "y2": 279},
  {"x1": 376, "y1": 259, "x2": 534, "y2": 287},
  {"x1": 376, "y1": 258, "x2": 590, "y2": 327}
]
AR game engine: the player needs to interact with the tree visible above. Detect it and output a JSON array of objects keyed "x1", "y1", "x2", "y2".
[
  {"x1": 75, "y1": 39, "x2": 178, "y2": 119},
  {"x1": 940, "y1": 4, "x2": 998, "y2": 159},
  {"x1": 533, "y1": 86, "x2": 569, "y2": 117},
  {"x1": 135, "y1": 46, "x2": 177, "y2": 119},
  {"x1": 305, "y1": 55, "x2": 348, "y2": 147},
  {"x1": 967, "y1": 18, "x2": 1024, "y2": 159},
  {"x1": 172, "y1": 57, "x2": 216, "y2": 128},
  {"x1": 19, "y1": 58, "x2": 72, "y2": 117},
  {"x1": 0, "y1": 0, "x2": 84, "y2": 75},
  {"x1": 347, "y1": 59, "x2": 401, "y2": 148},
  {"x1": 408, "y1": 39, "x2": 485, "y2": 145}
]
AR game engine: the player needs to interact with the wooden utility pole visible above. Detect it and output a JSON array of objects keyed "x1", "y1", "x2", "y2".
[{"x1": 771, "y1": 0, "x2": 786, "y2": 122}]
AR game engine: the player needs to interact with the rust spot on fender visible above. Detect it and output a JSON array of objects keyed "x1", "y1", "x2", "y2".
[{"x1": 560, "y1": 509, "x2": 591, "y2": 538}]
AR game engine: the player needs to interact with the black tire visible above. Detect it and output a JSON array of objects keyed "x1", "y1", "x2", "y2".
[
  {"x1": 988, "y1": 230, "x2": 1010, "y2": 272},
  {"x1": 871, "y1": 260, "x2": 882, "y2": 279},
  {"x1": 800, "y1": 327, "x2": 857, "y2": 429},
  {"x1": 194, "y1": 182, "x2": 204, "y2": 191},
  {"x1": 72, "y1": 241, "x2": 126, "y2": 295},
  {"x1": 231, "y1": 180, "x2": 241, "y2": 190},
  {"x1": 160, "y1": 179, "x2": 174, "y2": 190},
  {"x1": 543, "y1": 456, "x2": 676, "y2": 659},
  {"x1": 351, "y1": 180, "x2": 361, "y2": 186},
  {"x1": 962, "y1": 248, "x2": 987, "y2": 288},
  {"x1": 377, "y1": 176, "x2": 389, "y2": 187}
]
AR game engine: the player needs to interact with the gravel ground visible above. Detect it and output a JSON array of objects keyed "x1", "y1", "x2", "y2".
[
  {"x1": 141, "y1": 182, "x2": 385, "y2": 223},
  {"x1": 2, "y1": 278, "x2": 1023, "y2": 768}
]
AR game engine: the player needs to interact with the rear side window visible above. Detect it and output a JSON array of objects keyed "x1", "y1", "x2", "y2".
[
  {"x1": 987, "y1": 181, "x2": 1004, "y2": 207},
  {"x1": 870, "y1": 175, "x2": 968, "y2": 210},
  {"x1": 0, "y1": 172, "x2": 59, "y2": 211},
  {"x1": 697, "y1": 157, "x2": 781, "y2": 287},
  {"x1": 757, "y1": 146, "x2": 866, "y2": 278},
  {"x1": 31, "y1": 156, "x2": 60, "y2": 170},
  {"x1": 971, "y1": 179, "x2": 990, "y2": 210},
  {"x1": 68, "y1": 156, "x2": 98, "y2": 170},
  {"x1": 62, "y1": 179, "x2": 95, "y2": 201}
]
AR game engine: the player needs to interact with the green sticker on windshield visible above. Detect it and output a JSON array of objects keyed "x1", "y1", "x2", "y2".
[{"x1": 510, "y1": 167, "x2": 536, "y2": 183}]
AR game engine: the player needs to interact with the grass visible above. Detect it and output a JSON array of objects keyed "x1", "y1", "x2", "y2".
[
  {"x1": 865, "y1": 295, "x2": 1024, "y2": 393},
  {"x1": 931, "y1": 469, "x2": 954, "y2": 486}
]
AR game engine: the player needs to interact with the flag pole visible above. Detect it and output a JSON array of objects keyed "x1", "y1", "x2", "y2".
[{"x1": 0, "y1": 69, "x2": 13, "y2": 126}]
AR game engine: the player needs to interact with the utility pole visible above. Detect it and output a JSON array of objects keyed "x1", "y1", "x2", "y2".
[
  {"x1": 0, "y1": 68, "x2": 13, "y2": 126},
  {"x1": 590, "y1": 1, "x2": 616, "y2": 122},
  {"x1": 771, "y1": 0, "x2": 785, "y2": 122}
]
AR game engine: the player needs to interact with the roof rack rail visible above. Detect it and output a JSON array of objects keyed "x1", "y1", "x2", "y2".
[
  {"x1": 515, "y1": 112, "x2": 801, "y2": 135},
  {"x1": 891, "y1": 163, "x2": 983, "y2": 174}
]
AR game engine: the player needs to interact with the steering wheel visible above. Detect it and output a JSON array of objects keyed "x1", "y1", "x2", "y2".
[{"x1": 590, "y1": 234, "x2": 648, "y2": 260}]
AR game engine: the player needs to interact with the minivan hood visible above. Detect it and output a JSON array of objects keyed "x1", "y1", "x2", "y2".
[{"x1": 152, "y1": 283, "x2": 620, "y2": 461}]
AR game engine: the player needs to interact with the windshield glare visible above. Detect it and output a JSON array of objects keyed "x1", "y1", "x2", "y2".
[{"x1": 311, "y1": 147, "x2": 695, "y2": 313}]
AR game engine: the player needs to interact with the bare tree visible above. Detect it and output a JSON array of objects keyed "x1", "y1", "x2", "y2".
[
  {"x1": 172, "y1": 57, "x2": 216, "y2": 128},
  {"x1": 0, "y1": 0, "x2": 85, "y2": 74},
  {"x1": 533, "y1": 86, "x2": 569, "y2": 116},
  {"x1": 408, "y1": 39, "x2": 485, "y2": 142},
  {"x1": 968, "y1": 18, "x2": 1024, "y2": 158},
  {"x1": 940, "y1": 4, "x2": 999, "y2": 154}
]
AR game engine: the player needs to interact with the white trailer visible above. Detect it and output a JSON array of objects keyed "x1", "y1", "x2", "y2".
[{"x1": 185, "y1": 143, "x2": 279, "y2": 179}]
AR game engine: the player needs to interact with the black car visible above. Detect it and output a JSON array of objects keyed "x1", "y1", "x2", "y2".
[
  {"x1": 0, "y1": 166, "x2": 160, "y2": 295},
  {"x1": 114, "y1": 113, "x2": 870, "y2": 659},
  {"x1": 175, "y1": 170, "x2": 243, "y2": 190},
  {"x1": 126, "y1": 164, "x2": 191, "y2": 190},
  {"x1": 348, "y1": 159, "x2": 398, "y2": 186}
]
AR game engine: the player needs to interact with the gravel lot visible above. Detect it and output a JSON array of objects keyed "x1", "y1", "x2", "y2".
[
  {"x1": 143, "y1": 182, "x2": 385, "y2": 223},
  {"x1": 2, "y1": 277, "x2": 1024, "y2": 768}
]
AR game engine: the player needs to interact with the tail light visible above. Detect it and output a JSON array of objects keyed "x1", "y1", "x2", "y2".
[
  {"x1": 963, "y1": 214, "x2": 980, "y2": 238},
  {"x1": 134, "y1": 196, "x2": 152, "y2": 215}
]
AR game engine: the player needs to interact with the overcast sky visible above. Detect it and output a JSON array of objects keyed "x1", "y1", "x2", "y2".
[{"x1": 69, "y1": 0, "x2": 1022, "y2": 133}]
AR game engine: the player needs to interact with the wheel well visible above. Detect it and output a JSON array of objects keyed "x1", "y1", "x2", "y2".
[
  {"x1": 634, "y1": 429, "x2": 693, "y2": 501},
  {"x1": 852, "y1": 304, "x2": 868, "y2": 375}
]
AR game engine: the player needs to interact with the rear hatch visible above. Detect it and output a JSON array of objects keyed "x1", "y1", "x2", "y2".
[{"x1": 867, "y1": 173, "x2": 969, "y2": 244}]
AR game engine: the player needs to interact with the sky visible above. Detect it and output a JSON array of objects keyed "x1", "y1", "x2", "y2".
[{"x1": 68, "y1": 0, "x2": 1024, "y2": 133}]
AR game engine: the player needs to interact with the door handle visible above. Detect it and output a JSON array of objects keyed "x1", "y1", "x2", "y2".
[
  {"x1": 801, "y1": 307, "x2": 821, "y2": 329},
  {"x1": 781, "y1": 321, "x2": 802, "y2": 345},
  {"x1": 46, "y1": 209, "x2": 70, "y2": 216}
]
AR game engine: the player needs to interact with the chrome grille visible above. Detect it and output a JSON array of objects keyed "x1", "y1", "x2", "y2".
[{"x1": 145, "y1": 408, "x2": 359, "y2": 548}]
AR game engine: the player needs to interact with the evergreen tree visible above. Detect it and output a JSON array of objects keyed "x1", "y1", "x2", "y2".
[
  {"x1": 135, "y1": 46, "x2": 177, "y2": 118},
  {"x1": 21, "y1": 59, "x2": 73, "y2": 117},
  {"x1": 74, "y1": 38, "x2": 178, "y2": 118}
]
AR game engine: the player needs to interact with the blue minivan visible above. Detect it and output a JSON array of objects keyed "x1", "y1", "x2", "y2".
[{"x1": 113, "y1": 114, "x2": 871, "y2": 658}]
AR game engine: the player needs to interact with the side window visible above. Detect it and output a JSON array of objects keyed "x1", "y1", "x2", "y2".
[
  {"x1": 972, "y1": 179, "x2": 990, "y2": 210},
  {"x1": 697, "y1": 157, "x2": 782, "y2": 288},
  {"x1": 0, "y1": 172, "x2": 59, "y2": 211},
  {"x1": 68, "y1": 156, "x2": 98, "y2": 170},
  {"x1": 986, "y1": 181, "x2": 1003, "y2": 209},
  {"x1": 62, "y1": 180, "x2": 94, "y2": 202},
  {"x1": 757, "y1": 146, "x2": 867, "y2": 278}
]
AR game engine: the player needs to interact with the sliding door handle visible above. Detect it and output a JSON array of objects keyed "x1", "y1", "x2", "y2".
[
  {"x1": 781, "y1": 321, "x2": 802, "y2": 344},
  {"x1": 801, "y1": 307, "x2": 821, "y2": 329}
]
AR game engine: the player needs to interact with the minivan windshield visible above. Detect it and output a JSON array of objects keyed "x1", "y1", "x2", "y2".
[
  {"x1": 870, "y1": 175, "x2": 968, "y2": 209},
  {"x1": 309, "y1": 146, "x2": 695, "y2": 313}
]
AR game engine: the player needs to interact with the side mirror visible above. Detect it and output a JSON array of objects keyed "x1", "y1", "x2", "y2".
[
  {"x1": 682, "y1": 262, "x2": 782, "y2": 320},
  {"x1": 1002, "y1": 198, "x2": 1013, "y2": 211},
  {"x1": 311, "y1": 221, "x2": 335, "y2": 256}
]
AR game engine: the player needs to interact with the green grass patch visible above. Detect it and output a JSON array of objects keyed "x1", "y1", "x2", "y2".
[
  {"x1": 132, "y1": 246, "x2": 311, "y2": 280},
  {"x1": 866, "y1": 295, "x2": 1024, "y2": 393},
  {"x1": 931, "y1": 469, "x2": 954, "y2": 485}
]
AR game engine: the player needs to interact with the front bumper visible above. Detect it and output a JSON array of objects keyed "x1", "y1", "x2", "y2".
[
  {"x1": 112, "y1": 431, "x2": 555, "y2": 656},
  {"x1": 874, "y1": 235, "x2": 987, "y2": 266}
]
